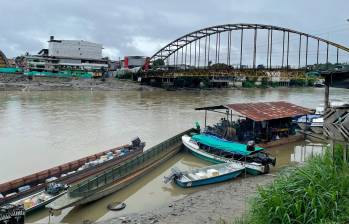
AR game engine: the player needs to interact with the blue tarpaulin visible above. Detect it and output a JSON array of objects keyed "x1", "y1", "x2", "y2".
[{"x1": 192, "y1": 134, "x2": 264, "y2": 156}]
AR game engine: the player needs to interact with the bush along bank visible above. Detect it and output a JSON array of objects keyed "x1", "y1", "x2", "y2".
[{"x1": 238, "y1": 145, "x2": 349, "y2": 224}]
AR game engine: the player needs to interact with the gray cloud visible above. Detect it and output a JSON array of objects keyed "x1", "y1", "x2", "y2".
[{"x1": 0, "y1": 0, "x2": 348, "y2": 60}]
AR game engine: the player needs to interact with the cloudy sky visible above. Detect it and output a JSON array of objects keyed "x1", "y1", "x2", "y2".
[{"x1": 0, "y1": 0, "x2": 348, "y2": 60}]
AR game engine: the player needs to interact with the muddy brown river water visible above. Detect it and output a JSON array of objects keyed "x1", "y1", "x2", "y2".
[{"x1": 0, "y1": 87, "x2": 348, "y2": 223}]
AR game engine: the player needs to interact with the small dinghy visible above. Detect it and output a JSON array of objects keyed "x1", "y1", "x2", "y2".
[{"x1": 164, "y1": 163, "x2": 245, "y2": 188}]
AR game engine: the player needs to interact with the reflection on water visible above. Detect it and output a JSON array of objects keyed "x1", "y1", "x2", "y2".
[
  {"x1": 0, "y1": 88, "x2": 348, "y2": 223},
  {"x1": 267, "y1": 141, "x2": 326, "y2": 171},
  {"x1": 290, "y1": 144, "x2": 325, "y2": 163},
  {"x1": 26, "y1": 152, "x2": 211, "y2": 223}
]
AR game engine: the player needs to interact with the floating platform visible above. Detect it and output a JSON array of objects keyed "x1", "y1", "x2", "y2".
[
  {"x1": 258, "y1": 134, "x2": 305, "y2": 148},
  {"x1": 298, "y1": 130, "x2": 328, "y2": 143}
]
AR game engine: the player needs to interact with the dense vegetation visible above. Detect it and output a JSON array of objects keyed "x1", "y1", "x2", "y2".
[{"x1": 237, "y1": 145, "x2": 349, "y2": 224}]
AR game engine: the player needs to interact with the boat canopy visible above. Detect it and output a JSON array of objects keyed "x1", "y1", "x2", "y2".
[
  {"x1": 196, "y1": 101, "x2": 311, "y2": 122},
  {"x1": 192, "y1": 134, "x2": 264, "y2": 156}
]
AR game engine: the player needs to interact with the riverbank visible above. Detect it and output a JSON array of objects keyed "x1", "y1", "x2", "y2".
[
  {"x1": 0, "y1": 74, "x2": 322, "y2": 91},
  {"x1": 97, "y1": 174, "x2": 275, "y2": 224},
  {"x1": 0, "y1": 77, "x2": 157, "y2": 91},
  {"x1": 239, "y1": 146, "x2": 349, "y2": 224}
]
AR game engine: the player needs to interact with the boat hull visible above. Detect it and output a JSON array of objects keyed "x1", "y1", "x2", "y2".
[
  {"x1": 25, "y1": 191, "x2": 66, "y2": 214},
  {"x1": 182, "y1": 135, "x2": 266, "y2": 175},
  {"x1": 297, "y1": 122, "x2": 310, "y2": 130},
  {"x1": 310, "y1": 126, "x2": 323, "y2": 134},
  {"x1": 47, "y1": 129, "x2": 196, "y2": 210},
  {"x1": 175, "y1": 170, "x2": 242, "y2": 188}
]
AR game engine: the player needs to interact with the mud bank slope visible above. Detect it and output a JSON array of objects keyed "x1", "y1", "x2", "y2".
[
  {"x1": 0, "y1": 78, "x2": 157, "y2": 91},
  {"x1": 98, "y1": 174, "x2": 275, "y2": 224}
]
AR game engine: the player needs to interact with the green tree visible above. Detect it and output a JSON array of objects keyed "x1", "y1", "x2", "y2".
[{"x1": 153, "y1": 59, "x2": 165, "y2": 67}]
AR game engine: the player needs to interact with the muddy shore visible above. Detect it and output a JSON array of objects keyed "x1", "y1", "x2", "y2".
[
  {"x1": 97, "y1": 174, "x2": 275, "y2": 224},
  {"x1": 0, "y1": 75, "x2": 157, "y2": 91}
]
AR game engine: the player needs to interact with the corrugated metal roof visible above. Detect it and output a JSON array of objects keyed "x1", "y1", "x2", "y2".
[{"x1": 225, "y1": 101, "x2": 311, "y2": 121}]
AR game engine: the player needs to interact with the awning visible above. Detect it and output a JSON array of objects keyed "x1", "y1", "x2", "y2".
[{"x1": 195, "y1": 101, "x2": 311, "y2": 122}]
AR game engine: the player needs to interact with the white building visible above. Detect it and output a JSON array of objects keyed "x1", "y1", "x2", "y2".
[
  {"x1": 48, "y1": 36, "x2": 103, "y2": 59},
  {"x1": 22, "y1": 36, "x2": 109, "y2": 77}
]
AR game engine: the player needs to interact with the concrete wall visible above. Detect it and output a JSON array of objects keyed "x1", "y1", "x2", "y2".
[{"x1": 49, "y1": 40, "x2": 103, "y2": 59}]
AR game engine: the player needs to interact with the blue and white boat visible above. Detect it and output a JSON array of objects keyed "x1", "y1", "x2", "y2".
[
  {"x1": 165, "y1": 163, "x2": 245, "y2": 188},
  {"x1": 182, "y1": 135, "x2": 271, "y2": 175},
  {"x1": 296, "y1": 114, "x2": 322, "y2": 130},
  {"x1": 310, "y1": 117, "x2": 324, "y2": 134}
]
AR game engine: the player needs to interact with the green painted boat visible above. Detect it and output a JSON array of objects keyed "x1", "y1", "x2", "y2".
[
  {"x1": 191, "y1": 134, "x2": 265, "y2": 156},
  {"x1": 182, "y1": 135, "x2": 268, "y2": 175}
]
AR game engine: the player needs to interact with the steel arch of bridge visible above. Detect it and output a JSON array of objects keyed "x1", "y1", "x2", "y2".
[
  {"x1": 0, "y1": 50, "x2": 8, "y2": 67},
  {"x1": 149, "y1": 23, "x2": 349, "y2": 69}
]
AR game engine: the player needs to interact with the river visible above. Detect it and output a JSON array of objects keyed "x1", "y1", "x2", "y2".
[{"x1": 0, "y1": 87, "x2": 348, "y2": 223}]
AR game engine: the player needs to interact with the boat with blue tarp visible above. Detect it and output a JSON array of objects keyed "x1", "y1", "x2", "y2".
[
  {"x1": 189, "y1": 133, "x2": 275, "y2": 167},
  {"x1": 191, "y1": 134, "x2": 265, "y2": 156},
  {"x1": 182, "y1": 135, "x2": 271, "y2": 175}
]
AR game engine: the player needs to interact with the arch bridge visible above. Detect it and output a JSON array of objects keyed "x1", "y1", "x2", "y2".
[{"x1": 140, "y1": 24, "x2": 349, "y2": 83}]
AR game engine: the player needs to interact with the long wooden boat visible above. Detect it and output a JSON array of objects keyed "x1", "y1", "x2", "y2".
[
  {"x1": 190, "y1": 134, "x2": 275, "y2": 166},
  {"x1": 47, "y1": 129, "x2": 194, "y2": 211},
  {"x1": 0, "y1": 138, "x2": 145, "y2": 208},
  {"x1": 166, "y1": 163, "x2": 244, "y2": 188},
  {"x1": 182, "y1": 135, "x2": 269, "y2": 175}
]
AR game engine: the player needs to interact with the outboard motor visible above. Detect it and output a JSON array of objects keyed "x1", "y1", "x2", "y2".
[
  {"x1": 252, "y1": 152, "x2": 276, "y2": 166},
  {"x1": 131, "y1": 137, "x2": 141, "y2": 147},
  {"x1": 247, "y1": 140, "x2": 255, "y2": 151},
  {"x1": 246, "y1": 140, "x2": 276, "y2": 167},
  {"x1": 131, "y1": 137, "x2": 146, "y2": 150},
  {"x1": 164, "y1": 167, "x2": 183, "y2": 184}
]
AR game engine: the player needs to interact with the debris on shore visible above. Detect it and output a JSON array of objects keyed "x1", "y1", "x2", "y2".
[{"x1": 98, "y1": 175, "x2": 274, "y2": 224}]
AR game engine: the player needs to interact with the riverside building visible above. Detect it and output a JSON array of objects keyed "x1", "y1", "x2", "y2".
[{"x1": 23, "y1": 36, "x2": 108, "y2": 78}]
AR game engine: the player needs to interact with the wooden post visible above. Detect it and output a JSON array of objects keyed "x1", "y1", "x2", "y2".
[
  {"x1": 253, "y1": 121, "x2": 255, "y2": 141},
  {"x1": 266, "y1": 121, "x2": 269, "y2": 141},
  {"x1": 204, "y1": 110, "x2": 207, "y2": 127},
  {"x1": 324, "y1": 74, "x2": 331, "y2": 111},
  {"x1": 343, "y1": 143, "x2": 347, "y2": 162},
  {"x1": 330, "y1": 139, "x2": 335, "y2": 166}
]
